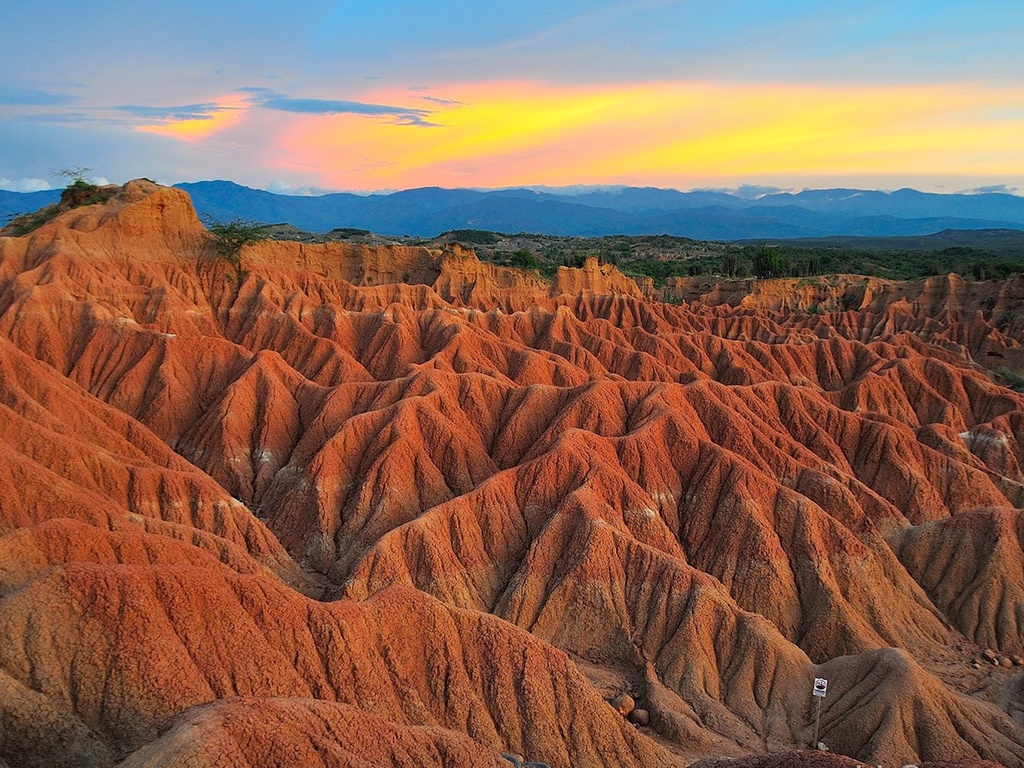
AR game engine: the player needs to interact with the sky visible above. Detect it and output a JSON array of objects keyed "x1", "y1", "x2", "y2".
[{"x1": 2, "y1": 1, "x2": 1023, "y2": 195}]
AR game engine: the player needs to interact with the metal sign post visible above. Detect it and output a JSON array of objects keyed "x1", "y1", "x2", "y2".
[{"x1": 812, "y1": 678, "x2": 828, "y2": 748}]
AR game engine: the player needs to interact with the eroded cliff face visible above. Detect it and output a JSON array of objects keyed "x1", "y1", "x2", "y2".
[
  {"x1": 1, "y1": 181, "x2": 1024, "y2": 768},
  {"x1": 664, "y1": 273, "x2": 1024, "y2": 376}
]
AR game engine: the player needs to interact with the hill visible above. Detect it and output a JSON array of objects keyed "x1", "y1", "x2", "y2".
[
  {"x1": 6, "y1": 181, "x2": 1023, "y2": 240},
  {"x1": 745, "y1": 228, "x2": 1024, "y2": 255},
  {"x1": 0, "y1": 187, "x2": 61, "y2": 225},
  {"x1": 1, "y1": 181, "x2": 1024, "y2": 767},
  {"x1": 174, "y1": 181, "x2": 1024, "y2": 238}
]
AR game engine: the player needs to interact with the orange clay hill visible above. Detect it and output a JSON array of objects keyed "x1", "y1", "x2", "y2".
[{"x1": 1, "y1": 180, "x2": 1023, "y2": 768}]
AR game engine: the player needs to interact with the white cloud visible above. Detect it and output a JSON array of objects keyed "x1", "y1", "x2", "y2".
[
  {"x1": 957, "y1": 183, "x2": 1020, "y2": 196},
  {"x1": 0, "y1": 177, "x2": 52, "y2": 192},
  {"x1": 89, "y1": 176, "x2": 110, "y2": 186},
  {"x1": 267, "y1": 179, "x2": 340, "y2": 196},
  {"x1": 521, "y1": 184, "x2": 627, "y2": 196},
  {"x1": 698, "y1": 184, "x2": 793, "y2": 199}
]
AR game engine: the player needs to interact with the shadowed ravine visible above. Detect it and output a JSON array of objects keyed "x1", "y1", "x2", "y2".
[{"x1": 1, "y1": 181, "x2": 1023, "y2": 768}]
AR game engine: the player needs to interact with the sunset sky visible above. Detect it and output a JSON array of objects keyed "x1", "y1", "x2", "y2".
[{"x1": 2, "y1": 1, "x2": 1023, "y2": 195}]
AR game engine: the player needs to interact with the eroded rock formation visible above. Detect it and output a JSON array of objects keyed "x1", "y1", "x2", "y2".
[{"x1": 1, "y1": 181, "x2": 1023, "y2": 767}]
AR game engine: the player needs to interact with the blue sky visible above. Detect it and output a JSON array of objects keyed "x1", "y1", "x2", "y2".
[{"x1": 2, "y1": 1, "x2": 1022, "y2": 193}]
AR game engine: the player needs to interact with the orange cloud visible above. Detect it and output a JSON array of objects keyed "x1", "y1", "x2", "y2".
[
  {"x1": 270, "y1": 80, "x2": 1024, "y2": 190},
  {"x1": 135, "y1": 96, "x2": 248, "y2": 141}
]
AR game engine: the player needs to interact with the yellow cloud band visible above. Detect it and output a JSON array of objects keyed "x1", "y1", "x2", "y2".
[{"x1": 135, "y1": 81, "x2": 1024, "y2": 189}]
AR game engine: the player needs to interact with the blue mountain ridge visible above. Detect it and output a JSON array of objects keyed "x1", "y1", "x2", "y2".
[
  {"x1": 173, "y1": 181, "x2": 1024, "y2": 238},
  {"x1": 3, "y1": 181, "x2": 1023, "y2": 240},
  {"x1": 0, "y1": 189, "x2": 62, "y2": 223}
]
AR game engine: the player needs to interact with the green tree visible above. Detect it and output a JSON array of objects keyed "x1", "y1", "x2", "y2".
[
  {"x1": 202, "y1": 215, "x2": 268, "y2": 272},
  {"x1": 752, "y1": 243, "x2": 781, "y2": 278},
  {"x1": 510, "y1": 249, "x2": 540, "y2": 270},
  {"x1": 722, "y1": 252, "x2": 739, "y2": 278}
]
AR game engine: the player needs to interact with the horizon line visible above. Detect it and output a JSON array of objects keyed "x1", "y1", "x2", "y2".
[
  {"x1": 169, "y1": 179, "x2": 1024, "y2": 199},
  {"x1": 4, "y1": 177, "x2": 1023, "y2": 199}
]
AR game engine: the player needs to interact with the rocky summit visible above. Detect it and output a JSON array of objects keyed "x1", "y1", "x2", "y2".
[{"x1": 1, "y1": 181, "x2": 1024, "y2": 768}]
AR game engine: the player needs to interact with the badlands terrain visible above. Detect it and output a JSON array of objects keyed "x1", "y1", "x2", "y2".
[{"x1": 1, "y1": 180, "x2": 1024, "y2": 767}]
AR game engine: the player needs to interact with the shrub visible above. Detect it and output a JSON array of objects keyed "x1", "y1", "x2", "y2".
[
  {"x1": 59, "y1": 179, "x2": 114, "y2": 208},
  {"x1": 202, "y1": 215, "x2": 268, "y2": 271},
  {"x1": 997, "y1": 367, "x2": 1024, "y2": 393},
  {"x1": 443, "y1": 229, "x2": 500, "y2": 245}
]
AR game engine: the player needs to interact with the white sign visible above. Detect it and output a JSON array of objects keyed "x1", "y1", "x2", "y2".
[{"x1": 812, "y1": 678, "x2": 828, "y2": 698}]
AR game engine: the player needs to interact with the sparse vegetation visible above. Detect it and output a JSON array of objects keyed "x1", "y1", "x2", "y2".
[
  {"x1": 452, "y1": 231, "x2": 1024, "y2": 286},
  {"x1": 998, "y1": 367, "x2": 1024, "y2": 393},
  {"x1": 54, "y1": 165, "x2": 93, "y2": 184},
  {"x1": 60, "y1": 179, "x2": 113, "y2": 208},
  {"x1": 3, "y1": 205, "x2": 62, "y2": 237},
  {"x1": 2, "y1": 167, "x2": 115, "y2": 237},
  {"x1": 53, "y1": 166, "x2": 114, "y2": 207},
  {"x1": 227, "y1": 217, "x2": 1021, "y2": 287},
  {"x1": 442, "y1": 229, "x2": 501, "y2": 245},
  {"x1": 201, "y1": 214, "x2": 269, "y2": 273},
  {"x1": 326, "y1": 227, "x2": 372, "y2": 238}
]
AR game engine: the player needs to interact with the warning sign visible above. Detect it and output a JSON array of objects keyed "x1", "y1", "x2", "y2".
[{"x1": 812, "y1": 678, "x2": 828, "y2": 698}]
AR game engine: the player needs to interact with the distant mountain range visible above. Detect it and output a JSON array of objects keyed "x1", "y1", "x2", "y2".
[
  {"x1": 1, "y1": 188, "x2": 66, "y2": 222},
  {"x1": 5, "y1": 181, "x2": 1024, "y2": 240}
]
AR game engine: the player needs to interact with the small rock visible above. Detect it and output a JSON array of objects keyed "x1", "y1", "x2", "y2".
[
  {"x1": 610, "y1": 693, "x2": 635, "y2": 717},
  {"x1": 628, "y1": 708, "x2": 650, "y2": 726},
  {"x1": 816, "y1": 741, "x2": 829, "y2": 751},
  {"x1": 1015, "y1": 656, "x2": 1024, "y2": 667},
  {"x1": 1001, "y1": 656, "x2": 1013, "y2": 668},
  {"x1": 982, "y1": 648, "x2": 998, "y2": 662},
  {"x1": 972, "y1": 662, "x2": 981, "y2": 669},
  {"x1": 524, "y1": 763, "x2": 552, "y2": 768},
  {"x1": 500, "y1": 754, "x2": 524, "y2": 767}
]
